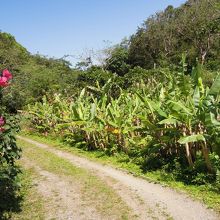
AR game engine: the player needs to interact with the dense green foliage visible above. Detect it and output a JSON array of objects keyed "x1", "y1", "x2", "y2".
[
  {"x1": 28, "y1": 63, "x2": 220, "y2": 188},
  {"x1": 0, "y1": 71, "x2": 21, "y2": 219},
  {"x1": 128, "y1": 0, "x2": 220, "y2": 70},
  {"x1": 1, "y1": 0, "x2": 220, "y2": 108},
  {"x1": 0, "y1": 31, "x2": 80, "y2": 110}
]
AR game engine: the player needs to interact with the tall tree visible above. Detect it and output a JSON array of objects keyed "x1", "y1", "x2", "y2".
[{"x1": 128, "y1": 0, "x2": 220, "y2": 70}]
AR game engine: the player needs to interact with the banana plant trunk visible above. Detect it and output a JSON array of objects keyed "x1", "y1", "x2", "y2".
[
  {"x1": 201, "y1": 141, "x2": 214, "y2": 173},
  {"x1": 185, "y1": 142, "x2": 194, "y2": 167},
  {"x1": 183, "y1": 130, "x2": 194, "y2": 167}
]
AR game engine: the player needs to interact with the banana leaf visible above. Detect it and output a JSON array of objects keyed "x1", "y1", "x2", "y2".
[
  {"x1": 178, "y1": 134, "x2": 205, "y2": 144},
  {"x1": 208, "y1": 74, "x2": 220, "y2": 96},
  {"x1": 167, "y1": 100, "x2": 192, "y2": 115},
  {"x1": 205, "y1": 112, "x2": 220, "y2": 127},
  {"x1": 158, "y1": 118, "x2": 179, "y2": 125},
  {"x1": 193, "y1": 86, "x2": 200, "y2": 107},
  {"x1": 90, "y1": 103, "x2": 96, "y2": 120}
]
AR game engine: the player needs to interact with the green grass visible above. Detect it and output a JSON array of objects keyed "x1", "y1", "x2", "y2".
[
  {"x1": 19, "y1": 131, "x2": 220, "y2": 214},
  {"x1": 17, "y1": 138, "x2": 133, "y2": 220}
]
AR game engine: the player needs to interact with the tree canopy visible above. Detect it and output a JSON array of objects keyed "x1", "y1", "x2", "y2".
[{"x1": 128, "y1": 0, "x2": 220, "y2": 70}]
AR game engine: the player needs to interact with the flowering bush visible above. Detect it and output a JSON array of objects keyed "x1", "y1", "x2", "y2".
[
  {"x1": 0, "y1": 116, "x2": 5, "y2": 132},
  {"x1": 0, "y1": 69, "x2": 21, "y2": 217},
  {"x1": 0, "y1": 69, "x2": 12, "y2": 87}
]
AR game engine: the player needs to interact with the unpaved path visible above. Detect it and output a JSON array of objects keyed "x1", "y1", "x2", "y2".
[
  {"x1": 18, "y1": 136, "x2": 219, "y2": 220},
  {"x1": 21, "y1": 159, "x2": 104, "y2": 220}
]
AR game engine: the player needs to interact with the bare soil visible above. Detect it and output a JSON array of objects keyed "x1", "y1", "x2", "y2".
[{"x1": 21, "y1": 159, "x2": 103, "y2": 220}]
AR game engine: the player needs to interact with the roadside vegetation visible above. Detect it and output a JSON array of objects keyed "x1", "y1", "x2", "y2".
[{"x1": 0, "y1": 70, "x2": 21, "y2": 219}]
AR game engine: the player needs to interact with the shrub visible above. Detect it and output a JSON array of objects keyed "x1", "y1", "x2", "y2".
[{"x1": 0, "y1": 69, "x2": 21, "y2": 217}]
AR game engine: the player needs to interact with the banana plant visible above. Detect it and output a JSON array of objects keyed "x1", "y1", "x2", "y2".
[{"x1": 28, "y1": 65, "x2": 220, "y2": 174}]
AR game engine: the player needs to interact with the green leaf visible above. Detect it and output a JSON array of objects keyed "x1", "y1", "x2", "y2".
[
  {"x1": 79, "y1": 88, "x2": 86, "y2": 98},
  {"x1": 90, "y1": 103, "x2": 96, "y2": 120},
  {"x1": 193, "y1": 86, "x2": 200, "y2": 107},
  {"x1": 107, "y1": 107, "x2": 115, "y2": 122},
  {"x1": 178, "y1": 134, "x2": 205, "y2": 144},
  {"x1": 158, "y1": 118, "x2": 178, "y2": 125},
  {"x1": 168, "y1": 100, "x2": 192, "y2": 115},
  {"x1": 87, "y1": 86, "x2": 101, "y2": 94},
  {"x1": 136, "y1": 93, "x2": 154, "y2": 115},
  {"x1": 208, "y1": 74, "x2": 220, "y2": 96},
  {"x1": 159, "y1": 87, "x2": 165, "y2": 101},
  {"x1": 205, "y1": 112, "x2": 220, "y2": 127},
  {"x1": 71, "y1": 106, "x2": 81, "y2": 120}
]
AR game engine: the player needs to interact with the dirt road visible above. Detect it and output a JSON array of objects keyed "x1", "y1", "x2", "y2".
[{"x1": 18, "y1": 136, "x2": 219, "y2": 220}]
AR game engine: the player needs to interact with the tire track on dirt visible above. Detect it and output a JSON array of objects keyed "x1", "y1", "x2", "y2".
[
  {"x1": 21, "y1": 159, "x2": 103, "y2": 220},
  {"x1": 18, "y1": 136, "x2": 219, "y2": 220}
]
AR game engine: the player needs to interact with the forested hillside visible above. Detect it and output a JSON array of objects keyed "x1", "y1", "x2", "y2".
[
  {"x1": 1, "y1": 0, "x2": 219, "y2": 110},
  {"x1": 128, "y1": 0, "x2": 220, "y2": 70}
]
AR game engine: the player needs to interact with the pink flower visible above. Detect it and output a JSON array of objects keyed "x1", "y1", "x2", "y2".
[
  {"x1": 0, "y1": 117, "x2": 5, "y2": 126},
  {"x1": 2, "y1": 69, "x2": 12, "y2": 80},
  {"x1": 0, "y1": 76, "x2": 8, "y2": 87}
]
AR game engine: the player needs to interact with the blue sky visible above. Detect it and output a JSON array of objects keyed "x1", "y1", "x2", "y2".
[{"x1": 1, "y1": 0, "x2": 185, "y2": 64}]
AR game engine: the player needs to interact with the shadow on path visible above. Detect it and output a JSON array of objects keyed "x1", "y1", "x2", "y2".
[{"x1": 0, "y1": 168, "x2": 23, "y2": 220}]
